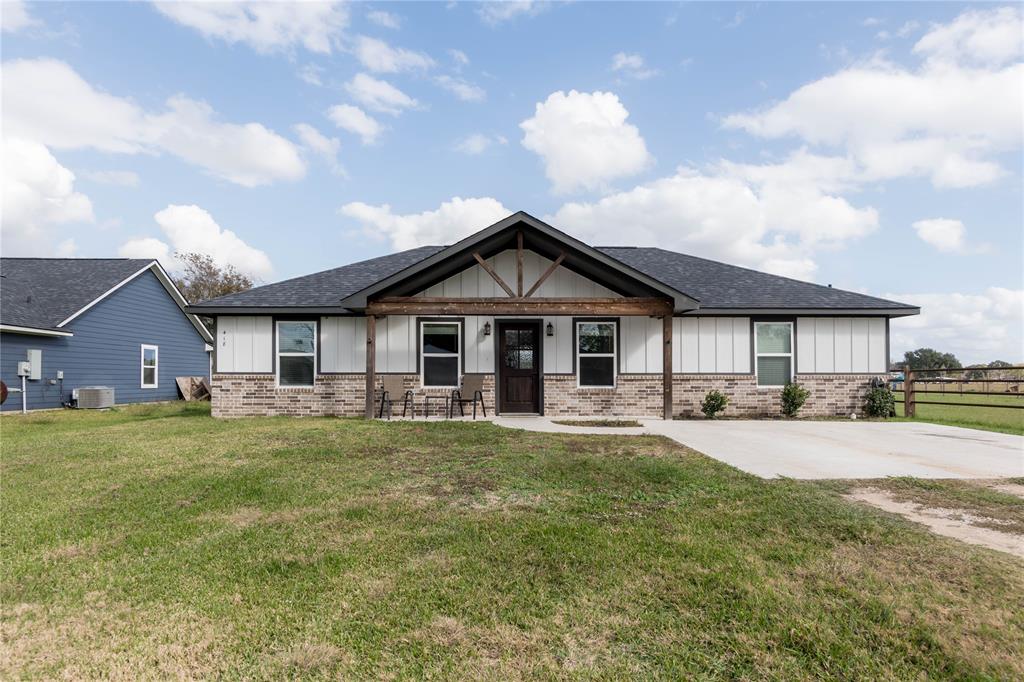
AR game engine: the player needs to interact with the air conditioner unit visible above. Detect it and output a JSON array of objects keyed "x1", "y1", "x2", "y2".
[{"x1": 74, "y1": 386, "x2": 115, "y2": 409}]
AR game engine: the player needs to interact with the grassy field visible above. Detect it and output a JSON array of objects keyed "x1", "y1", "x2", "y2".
[
  {"x1": 3, "y1": 403, "x2": 1023, "y2": 679},
  {"x1": 893, "y1": 390, "x2": 1024, "y2": 435}
]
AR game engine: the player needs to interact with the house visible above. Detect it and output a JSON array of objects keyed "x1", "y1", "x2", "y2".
[
  {"x1": 0, "y1": 259, "x2": 212, "y2": 411},
  {"x1": 187, "y1": 212, "x2": 919, "y2": 419}
]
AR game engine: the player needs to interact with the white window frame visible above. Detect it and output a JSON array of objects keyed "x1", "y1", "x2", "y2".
[
  {"x1": 140, "y1": 344, "x2": 158, "y2": 388},
  {"x1": 276, "y1": 320, "x2": 317, "y2": 388},
  {"x1": 420, "y1": 320, "x2": 462, "y2": 389},
  {"x1": 754, "y1": 321, "x2": 794, "y2": 388},
  {"x1": 576, "y1": 320, "x2": 617, "y2": 388}
]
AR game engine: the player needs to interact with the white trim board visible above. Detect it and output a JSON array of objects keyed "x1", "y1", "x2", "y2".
[
  {"x1": 56, "y1": 261, "x2": 213, "y2": 343},
  {"x1": 0, "y1": 324, "x2": 74, "y2": 337}
]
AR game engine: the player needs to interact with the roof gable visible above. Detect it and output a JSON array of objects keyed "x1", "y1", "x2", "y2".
[
  {"x1": 338, "y1": 212, "x2": 699, "y2": 311},
  {"x1": 0, "y1": 258, "x2": 212, "y2": 341}
]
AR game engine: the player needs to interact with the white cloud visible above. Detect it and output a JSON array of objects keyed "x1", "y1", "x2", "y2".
[
  {"x1": 435, "y1": 75, "x2": 486, "y2": 102},
  {"x1": 339, "y1": 197, "x2": 511, "y2": 250},
  {"x1": 153, "y1": 1, "x2": 348, "y2": 54},
  {"x1": 3, "y1": 58, "x2": 306, "y2": 187},
  {"x1": 55, "y1": 239, "x2": 78, "y2": 257},
  {"x1": 327, "y1": 103, "x2": 383, "y2": 144},
  {"x1": 549, "y1": 168, "x2": 823, "y2": 281},
  {"x1": 477, "y1": 1, "x2": 549, "y2": 26},
  {"x1": 455, "y1": 133, "x2": 507, "y2": 155},
  {"x1": 888, "y1": 288, "x2": 1024, "y2": 363},
  {"x1": 448, "y1": 49, "x2": 470, "y2": 67},
  {"x1": 1, "y1": 138, "x2": 94, "y2": 256},
  {"x1": 912, "y1": 218, "x2": 967, "y2": 253},
  {"x1": 367, "y1": 9, "x2": 401, "y2": 30},
  {"x1": 119, "y1": 205, "x2": 273, "y2": 278},
  {"x1": 611, "y1": 52, "x2": 658, "y2": 80},
  {"x1": 297, "y1": 63, "x2": 324, "y2": 86},
  {"x1": 81, "y1": 170, "x2": 141, "y2": 187},
  {"x1": 148, "y1": 95, "x2": 306, "y2": 186},
  {"x1": 2, "y1": 0, "x2": 38, "y2": 32},
  {"x1": 353, "y1": 35, "x2": 433, "y2": 73},
  {"x1": 344, "y1": 72, "x2": 418, "y2": 114},
  {"x1": 723, "y1": 7, "x2": 1024, "y2": 189},
  {"x1": 913, "y1": 7, "x2": 1023, "y2": 68},
  {"x1": 118, "y1": 237, "x2": 171, "y2": 263},
  {"x1": 520, "y1": 90, "x2": 652, "y2": 194},
  {"x1": 293, "y1": 123, "x2": 343, "y2": 174}
]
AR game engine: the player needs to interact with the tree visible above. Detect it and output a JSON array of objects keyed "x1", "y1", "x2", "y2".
[
  {"x1": 171, "y1": 253, "x2": 254, "y2": 333},
  {"x1": 902, "y1": 348, "x2": 961, "y2": 370},
  {"x1": 171, "y1": 252, "x2": 253, "y2": 304}
]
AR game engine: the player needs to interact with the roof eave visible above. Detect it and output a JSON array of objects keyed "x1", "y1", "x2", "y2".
[
  {"x1": 0, "y1": 324, "x2": 75, "y2": 337},
  {"x1": 681, "y1": 307, "x2": 920, "y2": 317}
]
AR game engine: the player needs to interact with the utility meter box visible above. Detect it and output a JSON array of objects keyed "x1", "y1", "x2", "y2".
[
  {"x1": 17, "y1": 361, "x2": 31, "y2": 377},
  {"x1": 27, "y1": 349, "x2": 41, "y2": 380}
]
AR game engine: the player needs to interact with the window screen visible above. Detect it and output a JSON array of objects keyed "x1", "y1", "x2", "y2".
[
  {"x1": 278, "y1": 322, "x2": 316, "y2": 387},
  {"x1": 422, "y1": 322, "x2": 460, "y2": 387},
  {"x1": 754, "y1": 322, "x2": 793, "y2": 386},
  {"x1": 577, "y1": 321, "x2": 616, "y2": 387}
]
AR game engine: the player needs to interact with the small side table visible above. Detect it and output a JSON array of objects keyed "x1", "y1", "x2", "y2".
[{"x1": 422, "y1": 394, "x2": 449, "y2": 419}]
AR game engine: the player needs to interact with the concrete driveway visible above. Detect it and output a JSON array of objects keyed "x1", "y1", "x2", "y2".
[{"x1": 643, "y1": 420, "x2": 1024, "y2": 479}]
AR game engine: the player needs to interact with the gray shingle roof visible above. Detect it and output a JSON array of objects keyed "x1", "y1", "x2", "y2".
[
  {"x1": 193, "y1": 246, "x2": 446, "y2": 308},
  {"x1": 597, "y1": 247, "x2": 913, "y2": 310},
  {"x1": 1, "y1": 258, "x2": 155, "y2": 330},
  {"x1": 190, "y1": 244, "x2": 915, "y2": 313}
]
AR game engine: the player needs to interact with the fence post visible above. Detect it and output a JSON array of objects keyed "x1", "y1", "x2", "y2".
[{"x1": 905, "y1": 367, "x2": 915, "y2": 418}]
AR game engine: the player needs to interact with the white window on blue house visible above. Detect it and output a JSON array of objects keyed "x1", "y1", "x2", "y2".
[
  {"x1": 141, "y1": 344, "x2": 158, "y2": 388},
  {"x1": 277, "y1": 321, "x2": 316, "y2": 387},
  {"x1": 755, "y1": 322, "x2": 793, "y2": 387}
]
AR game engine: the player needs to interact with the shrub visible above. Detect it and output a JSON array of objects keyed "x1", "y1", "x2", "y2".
[
  {"x1": 701, "y1": 390, "x2": 729, "y2": 419},
  {"x1": 864, "y1": 386, "x2": 896, "y2": 418},
  {"x1": 780, "y1": 382, "x2": 810, "y2": 418}
]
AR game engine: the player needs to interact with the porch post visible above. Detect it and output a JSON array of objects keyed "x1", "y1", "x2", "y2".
[
  {"x1": 663, "y1": 315, "x2": 673, "y2": 420},
  {"x1": 365, "y1": 314, "x2": 376, "y2": 418}
]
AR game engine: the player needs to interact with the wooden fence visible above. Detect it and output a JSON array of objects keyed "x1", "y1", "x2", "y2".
[{"x1": 892, "y1": 365, "x2": 1024, "y2": 417}]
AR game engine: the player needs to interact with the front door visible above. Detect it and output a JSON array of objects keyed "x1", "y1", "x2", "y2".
[{"x1": 498, "y1": 322, "x2": 540, "y2": 413}]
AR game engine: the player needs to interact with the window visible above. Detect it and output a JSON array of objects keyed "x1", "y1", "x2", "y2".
[
  {"x1": 141, "y1": 345, "x2": 158, "y2": 388},
  {"x1": 577, "y1": 321, "x2": 616, "y2": 387},
  {"x1": 755, "y1": 322, "x2": 793, "y2": 387},
  {"x1": 277, "y1": 321, "x2": 316, "y2": 387},
  {"x1": 421, "y1": 321, "x2": 460, "y2": 388}
]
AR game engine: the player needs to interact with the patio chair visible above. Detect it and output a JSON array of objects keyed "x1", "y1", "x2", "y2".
[
  {"x1": 378, "y1": 375, "x2": 414, "y2": 419},
  {"x1": 449, "y1": 374, "x2": 488, "y2": 419}
]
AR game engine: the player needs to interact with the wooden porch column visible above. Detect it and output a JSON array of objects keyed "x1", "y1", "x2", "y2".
[
  {"x1": 663, "y1": 315, "x2": 673, "y2": 420},
  {"x1": 365, "y1": 315, "x2": 376, "y2": 418}
]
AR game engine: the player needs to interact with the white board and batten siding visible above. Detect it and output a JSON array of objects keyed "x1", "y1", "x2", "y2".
[
  {"x1": 417, "y1": 250, "x2": 620, "y2": 299},
  {"x1": 674, "y1": 318, "x2": 751, "y2": 374},
  {"x1": 216, "y1": 316, "x2": 273, "y2": 373},
  {"x1": 318, "y1": 315, "x2": 498, "y2": 374},
  {"x1": 796, "y1": 317, "x2": 886, "y2": 373}
]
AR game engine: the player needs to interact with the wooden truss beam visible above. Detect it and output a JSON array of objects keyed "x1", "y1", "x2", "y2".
[
  {"x1": 524, "y1": 252, "x2": 565, "y2": 298},
  {"x1": 366, "y1": 297, "x2": 673, "y2": 317},
  {"x1": 472, "y1": 252, "x2": 515, "y2": 297}
]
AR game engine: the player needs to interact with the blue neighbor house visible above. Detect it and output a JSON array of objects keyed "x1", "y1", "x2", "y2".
[{"x1": 0, "y1": 258, "x2": 212, "y2": 412}]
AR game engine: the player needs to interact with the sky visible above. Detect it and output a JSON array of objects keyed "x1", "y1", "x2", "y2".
[{"x1": 1, "y1": 1, "x2": 1021, "y2": 364}]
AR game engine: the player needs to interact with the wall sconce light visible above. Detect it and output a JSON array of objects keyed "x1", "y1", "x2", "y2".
[
  {"x1": 546, "y1": 322, "x2": 554, "y2": 337},
  {"x1": 483, "y1": 321, "x2": 492, "y2": 336}
]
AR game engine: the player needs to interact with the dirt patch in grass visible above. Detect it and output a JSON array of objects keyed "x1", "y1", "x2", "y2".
[
  {"x1": 271, "y1": 642, "x2": 352, "y2": 673},
  {"x1": 0, "y1": 594, "x2": 235, "y2": 679},
  {"x1": 551, "y1": 419, "x2": 644, "y2": 428},
  {"x1": 204, "y1": 506, "x2": 320, "y2": 529},
  {"x1": 841, "y1": 478, "x2": 1024, "y2": 535},
  {"x1": 847, "y1": 487, "x2": 1024, "y2": 558}
]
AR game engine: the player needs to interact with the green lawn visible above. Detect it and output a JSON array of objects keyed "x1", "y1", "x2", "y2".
[
  {"x1": 2, "y1": 403, "x2": 1023, "y2": 679},
  {"x1": 894, "y1": 390, "x2": 1024, "y2": 435}
]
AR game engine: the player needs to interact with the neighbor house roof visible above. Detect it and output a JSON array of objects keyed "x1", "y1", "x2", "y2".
[
  {"x1": 188, "y1": 213, "x2": 918, "y2": 316},
  {"x1": 0, "y1": 258, "x2": 213, "y2": 340}
]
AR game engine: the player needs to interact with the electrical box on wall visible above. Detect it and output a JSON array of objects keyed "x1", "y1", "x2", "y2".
[
  {"x1": 27, "y1": 349, "x2": 42, "y2": 380},
  {"x1": 17, "y1": 362, "x2": 31, "y2": 377}
]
